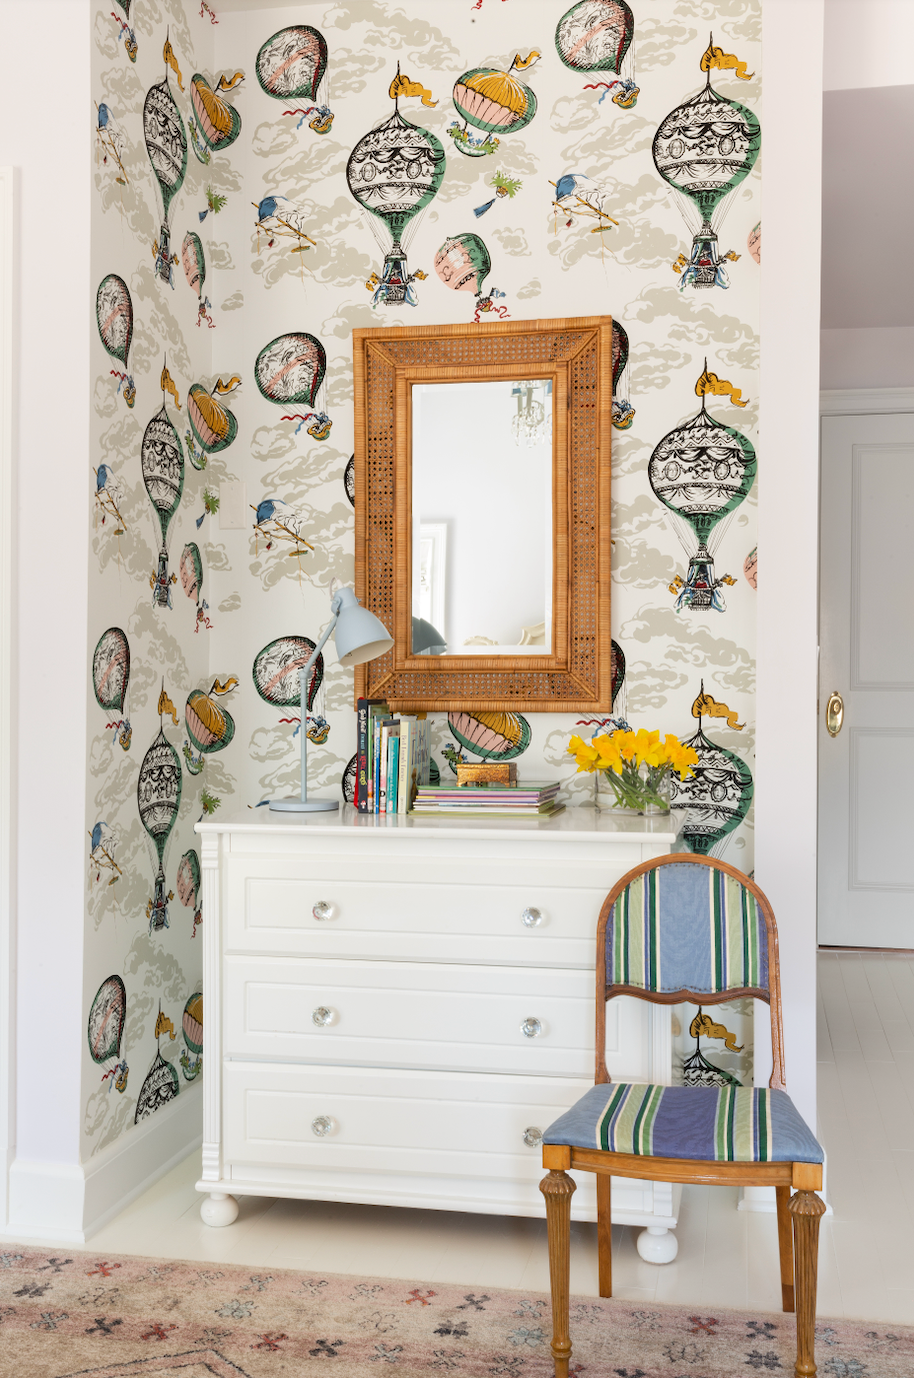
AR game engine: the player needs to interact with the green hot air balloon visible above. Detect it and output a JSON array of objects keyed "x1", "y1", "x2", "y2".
[
  {"x1": 670, "y1": 689, "x2": 753, "y2": 855},
  {"x1": 450, "y1": 52, "x2": 540, "y2": 157},
  {"x1": 137, "y1": 701, "x2": 182, "y2": 934},
  {"x1": 144, "y1": 53, "x2": 187, "y2": 285},
  {"x1": 180, "y1": 991, "x2": 203, "y2": 1080},
  {"x1": 142, "y1": 374, "x2": 185, "y2": 608},
  {"x1": 87, "y1": 976, "x2": 129, "y2": 1093},
  {"x1": 183, "y1": 678, "x2": 237, "y2": 775}
]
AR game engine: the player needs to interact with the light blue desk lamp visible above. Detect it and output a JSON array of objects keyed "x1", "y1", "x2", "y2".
[{"x1": 270, "y1": 587, "x2": 393, "y2": 812}]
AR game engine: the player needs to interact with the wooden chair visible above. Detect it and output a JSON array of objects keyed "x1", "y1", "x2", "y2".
[{"x1": 539, "y1": 854, "x2": 825, "y2": 1378}]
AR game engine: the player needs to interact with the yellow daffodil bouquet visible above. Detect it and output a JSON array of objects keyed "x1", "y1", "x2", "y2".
[{"x1": 567, "y1": 728, "x2": 699, "y2": 814}]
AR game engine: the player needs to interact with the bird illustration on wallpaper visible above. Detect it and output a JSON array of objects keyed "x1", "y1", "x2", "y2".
[
  {"x1": 254, "y1": 334, "x2": 331, "y2": 440},
  {"x1": 93, "y1": 463, "x2": 129, "y2": 568},
  {"x1": 252, "y1": 499, "x2": 315, "y2": 584},
  {"x1": 186, "y1": 375, "x2": 240, "y2": 470},
  {"x1": 348, "y1": 69, "x2": 445, "y2": 308},
  {"x1": 176, "y1": 848, "x2": 202, "y2": 938},
  {"x1": 180, "y1": 542, "x2": 212, "y2": 633},
  {"x1": 96, "y1": 274, "x2": 135, "y2": 409},
  {"x1": 190, "y1": 70, "x2": 244, "y2": 154},
  {"x1": 449, "y1": 52, "x2": 540, "y2": 158},
  {"x1": 142, "y1": 364, "x2": 185, "y2": 609},
  {"x1": 183, "y1": 678, "x2": 238, "y2": 777},
  {"x1": 144, "y1": 39, "x2": 188, "y2": 288},
  {"x1": 649, "y1": 364, "x2": 756, "y2": 614},
  {"x1": 138, "y1": 687, "x2": 183, "y2": 934},
  {"x1": 92, "y1": 627, "x2": 132, "y2": 751},
  {"x1": 434, "y1": 234, "x2": 509, "y2": 321},
  {"x1": 670, "y1": 684, "x2": 753, "y2": 856},
  {"x1": 182, "y1": 232, "x2": 214, "y2": 329},
  {"x1": 445, "y1": 712, "x2": 532, "y2": 774},
  {"x1": 87, "y1": 975, "x2": 129, "y2": 1094},
  {"x1": 612, "y1": 320, "x2": 634, "y2": 431},
  {"x1": 95, "y1": 103, "x2": 128, "y2": 187},
  {"x1": 551, "y1": 174, "x2": 619, "y2": 254},
  {"x1": 473, "y1": 170, "x2": 523, "y2": 219},
  {"x1": 256, "y1": 25, "x2": 334, "y2": 135},
  {"x1": 135, "y1": 1006, "x2": 179, "y2": 1124},
  {"x1": 653, "y1": 37, "x2": 760, "y2": 291},
  {"x1": 89, "y1": 821, "x2": 123, "y2": 893},
  {"x1": 555, "y1": 0, "x2": 639, "y2": 109},
  {"x1": 252, "y1": 636, "x2": 329, "y2": 747},
  {"x1": 180, "y1": 991, "x2": 203, "y2": 1081},
  {"x1": 110, "y1": 6, "x2": 137, "y2": 63},
  {"x1": 253, "y1": 195, "x2": 318, "y2": 278}
]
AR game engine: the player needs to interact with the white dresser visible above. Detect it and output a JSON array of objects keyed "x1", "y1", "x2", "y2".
[{"x1": 195, "y1": 806, "x2": 682, "y2": 1251}]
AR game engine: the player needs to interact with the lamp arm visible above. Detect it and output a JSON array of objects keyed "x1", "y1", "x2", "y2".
[{"x1": 297, "y1": 612, "x2": 338, "y2": 803}]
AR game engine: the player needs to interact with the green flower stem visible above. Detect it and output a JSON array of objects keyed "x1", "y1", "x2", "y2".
[{"x1": 602, "y1": 763, "x2": 671, "y2": 812}]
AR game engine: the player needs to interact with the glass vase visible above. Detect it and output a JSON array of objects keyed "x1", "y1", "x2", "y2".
[{"x1": 595, "y1": 763, "x2": 672, "y2": 816}]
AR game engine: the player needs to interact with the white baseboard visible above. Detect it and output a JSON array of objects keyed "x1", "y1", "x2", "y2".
[{"x1": 7, "y1": 1083, "x2": 202, "y2": 1242}]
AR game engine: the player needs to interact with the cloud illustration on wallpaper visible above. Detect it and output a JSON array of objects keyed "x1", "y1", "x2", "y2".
[
  {"x1": 88, "y1": 975, "x2": 129, "y2": 1095},
  {"x1": 348, "y1": 70, "x2": 445, "y2": 308},
  {"x1": 449, "y1": 51, "x2": 540, "y2": 159},
  {"x1": 138, "y1": 687, "x2": 183, "y2": 935},
  {"x1": 93, "y1": 626, "x2": 132, "y2": 752},
  {"x1": 254, "y1": 333, "x2": 331, "y2": 440},
  {"x1": 653, "y1": 37, "x2": 760, "y2": 291},
  {"x1": 96, "y1": 274, "x2": 135, "y2": 409},
  {"x1": 648, "y1": 364, "x2": 756, "y2": 614},
  {"x1": 256, "y1": 25, "x2": 334, "y2": 136},
  {"x1": 434, "y1": 234, "x2": 509, "y2": 321},
  {"x1": 555, "y1": 1, "x2": 639, "y2": 109},
  {"x1": 253, "y1": 636, "x2": 329, "y2": 747},
  {"x1": 142, "y1": 365, "x2": 185, "y2": 609},
  {"x1": 670, "y1": 684, "x2": 753, "y2": 857},
  {"x1": 144, "y1": 39, "x2": 188, "y2": 288}
]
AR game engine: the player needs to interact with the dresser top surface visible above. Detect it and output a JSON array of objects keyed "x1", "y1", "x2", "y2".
[{"x1": 196, "y1": 803, "x2": 680, "y2": 844}]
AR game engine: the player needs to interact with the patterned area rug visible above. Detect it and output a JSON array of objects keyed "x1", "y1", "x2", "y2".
[{"x1": 0, "y1": 1247, "x2": 911, "y2": 1377}]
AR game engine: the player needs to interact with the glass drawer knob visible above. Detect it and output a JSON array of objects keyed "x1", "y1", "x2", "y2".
[
  {"x1": 521, "y1": 907, "x2": 543, "y2": 928},
  {"x1": 520, "y1": 1017, "x2": 543, "y2": 1039},
  {"x1": 312, "y1": 1006, "x2": 335, "y2": 1027},
  {"x1": 523, "y1": 1126, "x2": 543, "y2": 1148},
  {"x1": 311, "y1": 1115, "x2": 335, "y2": 1137},
  {"x1": 312, "y1": 901, "x2": 334, "y2": 921}
]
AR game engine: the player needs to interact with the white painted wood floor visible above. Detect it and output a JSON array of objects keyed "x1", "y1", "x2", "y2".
[{"x1": 4, "y1": 952, "x2": 912, "y2": 1323}]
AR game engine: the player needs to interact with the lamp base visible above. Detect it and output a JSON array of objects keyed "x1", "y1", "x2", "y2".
[{"x1": 269, "y1": 798, "x2": 340, "y2": 813}]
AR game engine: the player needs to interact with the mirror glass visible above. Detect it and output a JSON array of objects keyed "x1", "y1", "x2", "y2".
[{"x1": 411, "y1": 379, "x2": 553, "y2": 656}]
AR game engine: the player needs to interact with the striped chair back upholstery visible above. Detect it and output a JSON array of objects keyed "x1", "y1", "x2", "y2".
[{"x1": 604, "y1": 860, "x2": 770, "y2": 997}]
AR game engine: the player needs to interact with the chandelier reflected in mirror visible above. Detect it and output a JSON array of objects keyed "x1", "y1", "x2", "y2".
[{"x1": 511, "y1": 379, "x2": 553, "y2": 448}]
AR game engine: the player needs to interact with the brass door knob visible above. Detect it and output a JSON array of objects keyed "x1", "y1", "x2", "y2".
[{"x1": 825, "y1": 691, "x2": 844, "y2": 737}]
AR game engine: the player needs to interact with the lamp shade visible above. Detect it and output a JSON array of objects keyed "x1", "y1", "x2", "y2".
[
  {"x1": 411, "y1": 615, "x2": 447, "y2": 655},
  {"x1": 332, "y1": 587, "x2": 394, "y2": 667}
]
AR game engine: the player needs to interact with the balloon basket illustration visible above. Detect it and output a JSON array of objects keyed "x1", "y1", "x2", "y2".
[
  {"x1": 93, "y1": 626, "x2": 132, "y2": 750},
  {"x1": 256, "y1": 25, "x2": 334, "y2": 135},
  {"x1": 556, "y1": 1, "x2": 638, "y2": 107},
  {"x1": 142, "y1": 364, "x2": 185, "y2": 609},
  {"x1": 255, "y1": 334, "x2": 331, "y2": 440},
  {"x1": 449, "y1": 52, "x2": 540, "y2": 158},
  {"x1": 111, "y1": 9, "x2": 138, "y2": 62},
  {"x1": 88, "y1": 976, "x2": 129, "y2": 1093},
  {"x1": 670, "y1": 685, "x2": 753, "y2": 856},
  {"x1": 653, "y1": 37, "x2": 760, "y2": 292},
  {"x1": 180, "y1": 992, "x2": 203, "y2": 1081},
  {"x1": 649, "y1": 365, "x2": 756, "y2": 614},
  {"x1": 144, "y1": 40, "x2": 188, "y2": 288},
  {"x1": 138, "y1": 688, "x2": 183, "y2": 934},
  {"x1": 434, "y1": 234, "x2": 508, "y2": 321},
  {"x1": 348, "y1": 67, "x2": 445, "y2": 308},
  {"x1": 183, "y1": 677, "x2": 238, "y2": 776},
  {"x1": 96, "y1": 274, "x2": 135, "y2": 407}
]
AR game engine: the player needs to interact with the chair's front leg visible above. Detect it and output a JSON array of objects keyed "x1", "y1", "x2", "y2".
[
  {"x1": 775, "y1": 1185, "x2": 795, "y2": 1312},
  {"x1": 788, "y1": 1190, "x2": 826, "y2": 1377},
  {"x1": 540, "y1": 1168, "x2": 577, "y2": 1378},
  {"x1": 596, "y1": 1173, "x2": 612, "y2": 1298}
]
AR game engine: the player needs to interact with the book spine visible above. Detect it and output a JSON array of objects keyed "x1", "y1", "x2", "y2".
[
  {"x1": 372, "y1": 717, "x2": 380, "y2": 814},
  {"x1": 389, "y1": 736, "x2": 399, "y2": 814},
  {"x1": 357, "y1": 699, "x2": 368, "y2": 813},
  {"x1": 378, "y1": 722, "x2": 387, "y2": 813},
  {"x1": 398, "y1": 720, "x2": 410, "y2": 814}
]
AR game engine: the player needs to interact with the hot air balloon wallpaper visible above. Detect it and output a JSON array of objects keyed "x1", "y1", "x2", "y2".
[
  {"x1": 653, "y1": 37, "x2": 760, "y2": 290},
  {"x1": 183, "y1": 677, "x2": 238, "y2": 776},
  {"x1": 342, "y1": 753, "x2": 358, "y2": 804},
  {"x1": 449, "y1": 52, "x2": 541, "y2": 158},
  {"x1": 472, "y1": 169, "x2": 523, "y2": 219},
  {"x1": 670, "y1": 685, "x2": 753, "y2": 856},
  {"x1": 88, "y1": 976, "x2": 129, "y2": 1093},
  {"x1": 448, "y1": 711, "x2": 532, "y2": 765},
  {"x1": 138, "y1": 687, "x2": 183, "y2": 933},
  {"x1": 95, "y1": 102, "x2": 128, "y2": 186},
  {"x1": 142, "y1": 365, "x2": 185, "y2": 608},
  {"x1": 180, "y1": 542, "x2": 211, "y2": 631},
  {"x1": 256, "y1": 25, "x2": 333, "y2": 135},
  {"x1": 551, "y1": 173, "x2": 619, "y2": 252},
  {"x1": 254, "y1": 334, "x2": 331, "y2": 439},
  {"x1": 110, "y1": 7, "x2": 137, "y2": 62},
  {"x1": 89, "y1": 821, "x2": 123, "y2": 892},
  {"x1": 347, "y1": 68, "x2": 445, "y2": 307},
  {"x1": 144, "y1": 40, "x2": 188, "y2": 286},
  {"x1": 135, "y1": 1006, "x2": 180, "y2": 1124},
  {"x1": 433, "y1": 233, "x2": 508, "y2": 321},
  {"x1": 96, "y1": 275, "x2": 135, "y2": 408},
  {"x1": 612, "y1": 320, "x2": 634, "y2": 430},
  {"x1": 93, "y1": 463, "x2": 127, "y2": 533},
  {"x1": 253, "y1": 635, "x2": 329, "y2": 746},
  {"x1": 190, "y1": 71, "x2": 244, "y2": 153},
  {"x1": 344, "y1": 455, "x2": 355, "y2": 507},
  {"x1": 252, "y1": 498, "x2": 315, "y2": 582},
  {"x1": 176, "y1": 848, "x2": 202, "y2": 937},
  {"x1": 181, "y1": 231, "x2": 213, "y2": 329},
  {"x1": 253, "y1": 194, "x2": 318, "y2": 278},
  {"x1": 186, "y1": 376, "x2": 240, "y2": 468},
  {"x1": 180, "y1": 991, "x2": 203, "y2": 1080},
  {"x1": 650, "y1": 366, "x2": 756, "y2": 613},
  {"x1": 556, "y1": 1, "x2": 639, "y2": 108},
  {"x1": 92, "y1": 627, "x2": 131, "y2": 750}
]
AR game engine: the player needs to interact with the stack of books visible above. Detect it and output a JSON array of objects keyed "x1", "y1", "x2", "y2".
[
  {"x1": 356, "y1": 699, "x2": 432, "y2": 815},
  {"x1": 411, "y1": 782, "x2": 564, "y2": 818}
]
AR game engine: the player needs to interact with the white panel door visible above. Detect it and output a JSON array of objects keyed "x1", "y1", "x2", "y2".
[{"x1": 818, "y1": 411, "x2": 914, "y2": 947}]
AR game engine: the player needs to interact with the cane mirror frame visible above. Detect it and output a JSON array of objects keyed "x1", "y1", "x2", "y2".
[{"x1": 352, "y1": 316, "x2": 612, "y2": 711}]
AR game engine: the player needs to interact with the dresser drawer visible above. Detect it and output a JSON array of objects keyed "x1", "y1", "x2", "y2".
[
  {"x1": 223, "y1": 854, "x2": 624, "y2": 967},
  {"x1": 223, "y1": 956, "x2": 650, "y2": 1081}
]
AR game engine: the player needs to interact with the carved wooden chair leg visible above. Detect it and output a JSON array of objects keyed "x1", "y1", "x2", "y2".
[
  {"x1": 775, "y1": 1184, "x2": 795, "y2": 1312},
  {"x1": 540, "y1": 1169, "x2": 577, "y2": 1378},
  {"x1": 788, "y1": 1189, "x2": 826, "y2": 1378},
  {"x1": 596, "y1": 1173, "x2": 612, "y2": 1298}
]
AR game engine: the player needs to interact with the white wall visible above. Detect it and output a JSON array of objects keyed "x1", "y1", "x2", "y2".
[
  {"x1": 821, "y1": 326, "x2": 914, "y2": 391},
  {"x1": 823, "y1": 0, "x2": 914, "y2": 91}
]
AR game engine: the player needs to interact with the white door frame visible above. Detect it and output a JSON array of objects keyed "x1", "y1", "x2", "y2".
[
  {"x1": 0, "y1": 166, "x2": 16, "y2": 1228},
  {"x1": 821, "y1": 388, "x2": 914, "y2": 418}
]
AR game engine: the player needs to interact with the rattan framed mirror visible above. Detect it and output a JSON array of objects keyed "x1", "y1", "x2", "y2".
[{"x1": 352, "y1": 315, "x2": 612, "y2": 711}]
